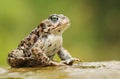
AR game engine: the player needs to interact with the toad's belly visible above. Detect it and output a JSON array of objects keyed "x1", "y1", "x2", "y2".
[
  {"x1": 43, "y1": 34, "x2": 63, "y2": 58},
  {"x1": 44, "y1": 40, "x2": 62, "y2": 58},
  {"x1": 45, "y1": 46, "x2": 60, "y2": 59}
]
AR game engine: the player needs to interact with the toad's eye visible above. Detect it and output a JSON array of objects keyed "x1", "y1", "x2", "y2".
[{"x1": 49, "y1": 15, "x2": 59, "y2": 22}]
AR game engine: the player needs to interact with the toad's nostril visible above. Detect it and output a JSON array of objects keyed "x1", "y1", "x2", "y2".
[{"x1": 62, "y1": 16, "x2": 66, "y2": 19}]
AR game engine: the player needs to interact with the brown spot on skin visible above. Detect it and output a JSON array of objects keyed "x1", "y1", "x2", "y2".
[
  {"x1": 58, "y1": 30, "x2": 61, "y2": 32},
  {"x1": 8, "y1": 53, "x2": 13, "y2": 57},
  {"x1": 48, "y1": 29, "x2": 50, "y2": 32},
  {"x1": 50, "y1": 62, "x2": 54, "y2": 65},
  {"x1": 33, "y1": 29, "x2": 37, "y2": 34},
  {"x1": 27, "y1": 37, "x2": 31, "y2": 41},
  {"x1": 30, "y1": 31, "x2": 34, "y2": 35},
  {"x1": 48, "y1": 44, "x2": 52, "y2": 47},
  {"x1": 38, "y1": 53, "x2": 43, "y2": 56},
  {"x1": 40, "y1": 23, "x2": 45, "y2": 27},
  {"x1": 57, "y1": 23, "x2": 62, "y2": 27},
  {"x1": 31, "y1": 49, "x2": 38, "y2": 53},
  {"x1": 33, "y1": 35, "x2": 38, "y2": 43},
  {"x1": 27, "y1": 52, "x2": 31, "y2": 57},
  {"x1": 43, "y1": 57, "x2": 46, "y2": 60},
  {"x1": 39, "y1": 58, "x2": 42, "y2": 61},
  {"x1": 42, "y1": 35, "x2": 48, "y2": 38},
  {"x1": 31, "y1": 49, "x2": 34, "y2": 52},
  {"x1": 44, "y1": 31, "x2": 49, "y2": 34},
  {"x1": 40, "y1": 23, "x2": 46, "y2": 32},
  {"x1": 42, "y1": 61, "x2": 45, "y2": 64},
  {"x1": 37, "y1": 24, "x2": 41, "y2": 29},
  {"x1": 40, "y1": 46, "x2": 43, "y2": 49},
  {"x1": 62, "y1": 16, "x2": 66, "y2": 19},
  {"x1": 35, "y1": 29, "x2": 41, "y2": 37},
  {"x1": 17, "y1": 47, "x2": 22, "y2": 50},
  {"x1": 45, "y1": 58, "x2": 48, "y2": 61},
  {"x1": 42, "y1": 49, "x2": 44, "y2": 52},
  {"x1": 27, "y1": 43, "x2": 31, "y2": 47},
  {"x1": 48, "y1": 24, "x2": 52, "y2": 27},
  {"x1": 36, "y1": 31, "x2": 40, "y2": 37},
  {"x1": 18, "y1": 40, "x2": 25, "y2": 47},
  {"x1": 40, "y1": 60, "x2": 44, "y2": 63}
]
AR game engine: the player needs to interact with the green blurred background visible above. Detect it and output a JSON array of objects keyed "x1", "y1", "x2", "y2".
[{"x1": 0, "y1": 0, "x2": 120, "y2": 67}]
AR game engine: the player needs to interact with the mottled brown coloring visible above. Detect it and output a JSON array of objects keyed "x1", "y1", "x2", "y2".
[{"x1": 40, "y1": 23, "x2": 46, "y2": 32}]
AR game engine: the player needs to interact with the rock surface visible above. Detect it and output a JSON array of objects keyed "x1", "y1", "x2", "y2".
[{"x1": 0, "y1": 61, "x2": 120, "y2": 79}]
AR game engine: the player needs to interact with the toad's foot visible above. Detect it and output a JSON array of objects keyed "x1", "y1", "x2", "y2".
[
  {"x1": 49, "y1": 61, "x2": 66, "y2": 66},
  {"x1": 61, "y1": 58, "x2": 81, "y2": 65}
]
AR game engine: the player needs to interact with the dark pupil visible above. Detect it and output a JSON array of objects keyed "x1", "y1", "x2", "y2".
[{"x1": 50, "y1": 15, "x2": 58, "y2": 22}]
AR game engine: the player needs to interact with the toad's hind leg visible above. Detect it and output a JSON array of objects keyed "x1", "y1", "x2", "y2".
[
  {"x1": 7, "y1": 48, "x2": 64, "y2": 67},
  {"x1": 26, "y1": 48, "x2": 64, "y2": 66},
  {"x1": 7, "y1": 49, "x2": 27, "y2": 67}
]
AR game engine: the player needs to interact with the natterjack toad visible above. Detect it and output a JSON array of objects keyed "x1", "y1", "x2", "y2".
[{"x1": 7, "y1": 14, "x2": 80, "y2": 67}]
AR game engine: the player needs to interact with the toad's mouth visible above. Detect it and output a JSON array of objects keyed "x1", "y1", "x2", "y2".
[{"x1": 52, "y1": 22, "x2": 70, "y2": 31}]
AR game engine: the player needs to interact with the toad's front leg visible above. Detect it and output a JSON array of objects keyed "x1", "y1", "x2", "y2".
[{"x1": 58, "y1": 47, "x2": 80, "y2": 65}]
